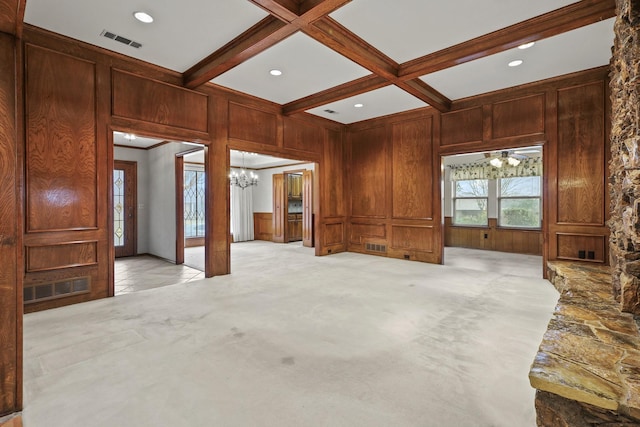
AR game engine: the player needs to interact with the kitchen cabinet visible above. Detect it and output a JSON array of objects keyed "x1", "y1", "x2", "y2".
[{"x1": 288, "y1": 213, "x2": 302, "y2": 242}]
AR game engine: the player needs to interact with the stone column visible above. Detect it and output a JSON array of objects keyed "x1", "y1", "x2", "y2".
[{"x1": 609, "y1": 0, "x2": 640, "y2": 315}]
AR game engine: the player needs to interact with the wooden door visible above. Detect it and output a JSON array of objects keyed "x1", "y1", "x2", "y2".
[
  {"x1": 114, "y1": 160, "x2": 137, "y2": 257},
  {"x1": 272, "y1": 174, "x2": 285, "y2": 243},
  {"x1": 303, "y1": 170, "x2": 313, "y2": 247}
]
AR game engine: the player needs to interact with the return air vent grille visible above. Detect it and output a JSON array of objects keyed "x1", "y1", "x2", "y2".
[
  {"x1": 100, "y1": 30, "x2": 142, "y2": 49},
  {"x1": 365, "y1": 242, "x2": 387, "y2": 253},
  {"x1": 24, "y1": 277, "x2": 91, "y2": 304}
]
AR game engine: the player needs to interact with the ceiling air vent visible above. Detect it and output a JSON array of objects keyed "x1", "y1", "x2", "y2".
[
  {"x1": 100, "y1": 30, "x2": 142, "y2": 49},
  {"x1": 323, "y1": 109, "x2": 338, "y2": 114}
]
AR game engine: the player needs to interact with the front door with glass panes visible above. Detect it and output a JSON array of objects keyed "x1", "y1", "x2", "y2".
[{"x1": 114, "y1": 160, "x2": 137, "y2": 257}]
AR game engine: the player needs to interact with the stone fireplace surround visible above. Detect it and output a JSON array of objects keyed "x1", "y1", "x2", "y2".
[{"x1": 528, "y1": 1, "x2": 640, "y2": 425}]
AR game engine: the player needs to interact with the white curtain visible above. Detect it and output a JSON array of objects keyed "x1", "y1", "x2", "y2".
[{"x1": 230, "y1": 185, "x2": 254, "y2": 242}]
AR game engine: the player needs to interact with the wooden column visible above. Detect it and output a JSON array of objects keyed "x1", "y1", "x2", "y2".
[
  {"x1": 205, "y1": 97, "x2": 230, "y2": 276},
  {"x1": 0, "y1": 31, "x2": 22, "y2": 416}
]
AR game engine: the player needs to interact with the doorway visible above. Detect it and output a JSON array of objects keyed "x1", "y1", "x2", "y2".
[
  {"x1": 441, "y1": 146, "x2": 544, "y2": 278},
  {"x1": 113, "y1": 160, "x2": 137, "y2": 258}
]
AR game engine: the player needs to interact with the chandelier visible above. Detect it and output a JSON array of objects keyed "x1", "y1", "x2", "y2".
[
  {"x1": 229, "y1": 152, "x2": 258, "y2": 189},
  {"x1": 489, "y1": 151, "x2": 522, "y2": 168}
]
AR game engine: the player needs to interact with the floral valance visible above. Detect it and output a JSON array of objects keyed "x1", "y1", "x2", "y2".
[{"x1": 449, "y1": 157, "x2": 542, "y2": 180}]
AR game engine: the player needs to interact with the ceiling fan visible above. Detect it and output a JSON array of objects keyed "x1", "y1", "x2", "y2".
[{"x1": 484, "y1": 150, "x2": 528, "y2": 168}]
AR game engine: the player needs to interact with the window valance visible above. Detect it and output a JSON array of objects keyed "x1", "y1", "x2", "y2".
[{"x1": 449, "y1": 157, "x2": 542, "y2": 180}]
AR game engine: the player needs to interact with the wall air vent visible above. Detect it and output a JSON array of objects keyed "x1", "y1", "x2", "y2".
[
  {"x1": 365, "y1": 242, "x2": 387, "y2": 253},
  {"x1": 100, "y1": 30, "x2": 142, "y2": 49},
  {"x1": 24, "y1": 277, "x2": 91, "y2": 304}
]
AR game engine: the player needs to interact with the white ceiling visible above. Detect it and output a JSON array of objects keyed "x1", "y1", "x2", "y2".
[{"x1": 23, "y1": 1, "x2": 616, "y2": 124}]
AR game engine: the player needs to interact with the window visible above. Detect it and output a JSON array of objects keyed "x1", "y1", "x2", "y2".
[
  {"x1": 498, "y1": 176, "x2": 541, "y2": 228},
  {"x1": 453, "y1": 179, "x2": 488, "y2": 226},
  {"x1": 184, "y1": 169, "x2": 205, "y2": 238}
]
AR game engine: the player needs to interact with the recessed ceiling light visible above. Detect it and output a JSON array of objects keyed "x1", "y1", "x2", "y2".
[
  {"x1": 354, "y1": 103, "x2": 364, "y2": 108},
  {"x1": 518, "y1": 42, "x2": 535, "y2": 50},
  {"x1": 269, "y1": 69, "x2": 282, "y2": 76},
  {"x1": 508, "y1": 60, "x2": 523, "y2": 67},
  {"x1": 133, "y1": 11, "x2": 154, "y2": 24}
]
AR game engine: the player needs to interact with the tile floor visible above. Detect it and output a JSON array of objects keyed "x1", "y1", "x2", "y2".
[
  {"x1": 24, "y1": 242, "x2": 557, "y2": 426},
  {"x1": 114, "y1": 255, "x2": 204, "y2": 295}
]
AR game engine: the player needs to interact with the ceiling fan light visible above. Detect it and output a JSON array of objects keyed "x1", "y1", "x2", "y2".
[
  {"x1": 490, "y1": 158, "x2": 503, "y2": 168},
  {"x1": 507, "y1": 157, "x2": 521, "y2": 166}
]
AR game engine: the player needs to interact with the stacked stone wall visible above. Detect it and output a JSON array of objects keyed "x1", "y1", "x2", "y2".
[{"x1": 610, "y1": 0, "x2": 640, "y2": 315}]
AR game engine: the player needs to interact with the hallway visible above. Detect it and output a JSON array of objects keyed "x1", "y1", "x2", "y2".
[{"x1": 25, "y1": 242, "x2": 558, "y2": 426}]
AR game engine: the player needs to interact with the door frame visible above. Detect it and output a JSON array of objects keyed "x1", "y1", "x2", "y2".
[
  {"x1": 113, "y1": 160, "x2": 137, "y2": 258},
  {"x1": 175, "y1": 147, "x2": 205, "y2": 265}
]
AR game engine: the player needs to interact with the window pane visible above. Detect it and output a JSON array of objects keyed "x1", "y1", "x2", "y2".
[
  {"x1": 500, "y1": 176, "x2": 540, "y2": 197},
  {"x1": 455, "y1": 179, "x2": 488, "y2": 197},
  {"x1": 453, "y1": 198, "x2": 488, "y2": 226},
  {"x1": 184, "y1": 169, "x2": 205, "y2": 238},
  {"x1": 499, "y1": 198, "x2": 541, "y2": 228}
]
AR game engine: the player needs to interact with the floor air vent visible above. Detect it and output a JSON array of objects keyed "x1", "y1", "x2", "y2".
[
  {"x1": 24, "y1": 277, "x2": 91, "y2": 304},
  {"x1": 100, "y1": 30, "x2": 142, "y2": 49},
  {"x1": 365, "y1": 242, "x2": 387, "y2": 253}
]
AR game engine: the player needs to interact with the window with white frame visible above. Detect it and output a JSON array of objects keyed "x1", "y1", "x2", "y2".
[
  {"x1": 453, "y1": 179, "x2": 488, "y2": 226},
  {"x1": 498, "y1": 176, "x2": 541, "y2": 228}
]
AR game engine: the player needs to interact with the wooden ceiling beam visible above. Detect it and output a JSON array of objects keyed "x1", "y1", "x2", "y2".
[
  {"x1": 305, "y1": 17, "x2": 398, "y2": 80},
  {"x1": 248, "y1": 0, "x2": 300, "y2": 22},
  {"x1": 183, "y1": 0, "x2": 352, "y2": 89},
  {"x1": 183, "y1": 16, "x2": 293, "y2": 89},
  {"x1": 400, "y1": 0, "x2": 617, "y2": 80},
  {"x1": 396, "y1": 79, "x2": 451, "y2": 112},
  {"x1": 282, "y1": 74, "x2": 389, "y2": 115}
]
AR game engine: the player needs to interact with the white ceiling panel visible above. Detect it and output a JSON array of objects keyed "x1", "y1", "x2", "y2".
[
  {"x1": 113, "y1": 131, "x2": 164, "y2": 148},
  {"x1": 307, "y1": 85, "x2": 428, "y2": 124},
  {"x1": 212, "y1": 32, "x2": 370, "y2": 104},
  {"x1": 420, "y1": 18, "x2": 615, "y2": 101},
  {"x1": 331, "y1": 0, "x2": 577, "y2": 63},
  {"x1": 23, "y1": 0, "x2": 268, "y2": 72}
]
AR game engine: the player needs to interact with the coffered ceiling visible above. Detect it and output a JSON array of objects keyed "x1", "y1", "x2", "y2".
[{"x1": 23, "y1": 0, "x2": 616, "y2": 124}]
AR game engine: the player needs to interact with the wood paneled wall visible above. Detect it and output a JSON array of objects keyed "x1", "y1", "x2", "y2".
[
  {"x1": 445, "y1": 218, "x2": 543, "y2": 255},
  {"x1": 548, "y1": 80, "x2": 609, "y2": 263},
  {"x1": 0, "y1": 31, "x2": 21, "y2": 416},
  {"x1": 22, "y1": 44, "x2": 110, "y2": 313},
  {"x1": 347, "y1": 68, "x2": 609, "y2": 267},
  {"x1": 347, "y1": 114, "x2": 441, "y2": 263},
  {"x1": 253, "y1": 212, "x2": 273, "y2": 241}
]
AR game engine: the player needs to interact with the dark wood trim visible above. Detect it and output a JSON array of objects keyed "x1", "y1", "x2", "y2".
[
  {"x1": 395, "y1": 78, "x2": 451, "y2": 112},
  {"x1": 183, "y1": 17, "x2": 292, "y2": 88},
  {"x1": 306, "y1": 17, "x2": 398, "y2": 79},
  {"x1": 175, "y1": 156, "x2": 185, "y2": 265},
  {"x1": 399, "y1": 0, "x2": 616, "y2": 80},
  {"x1": 249, "y1": 0, "x2": 300, "y2": 22},
  {"x1": 282, "y1": 74, "x2": 389, "y2": 115}
]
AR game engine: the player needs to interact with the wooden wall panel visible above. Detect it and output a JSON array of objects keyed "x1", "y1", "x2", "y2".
[
  {"x1": 0, "y1": 0, "x2": 22, "y2": 35},
  {"x1": 253, "y1": 212, "x2": 273, "y2": 241},
  {"x1": 272, "y1": 174, "x2": 285, "y2": 243},
  {"x1": 228, "y1": 102, "x2": 277, "y2": 145},
  {"x1": 322, "y1": 129, "x2": 345, "y2": 218},
  {"x1": 444, "y1": 218, "x2": 543, "y2": 255},
  {"x1": 26, "y1": 242, "x2": 98, "y2": 272},
  {"x1": 492, "y1": 94, "x2": 545, "y2": 139},
  {"x1": 440, "y1": 107, "x2": 482, "y2": 146},
  {"x1": 557, "y1": 233, "x2": 605, "y2": 262},
  {"x1": 350, "y1": 222, "x2": 386, "y2": 244},
  {"x1": 324, "y1": 222, "x2": 344, "y2": 246},
  {"x1": 25, "y1": 45, "x2": 97, "y2": 232},
  {"x1": 283, "y1": 118, "x2": 323, "y2": 154},
  {"x1": 112, "y1": 69, "x2": 208, "y2": 132},
  {"x1": 350, "y1": 126, "x2": 386, "y2": 218},
  {"x1": 557, "y1": 82, "x2": 605, "y2": 225},
  {"x1": 0, "y1": 31, "x2": 20, "y2": 417},
  {"x1": 392, "y1": 118, "x2": 432, "y2": 219},
  {"x1": 391, "y1": 225, "x2": 433, "y2": 252}
]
